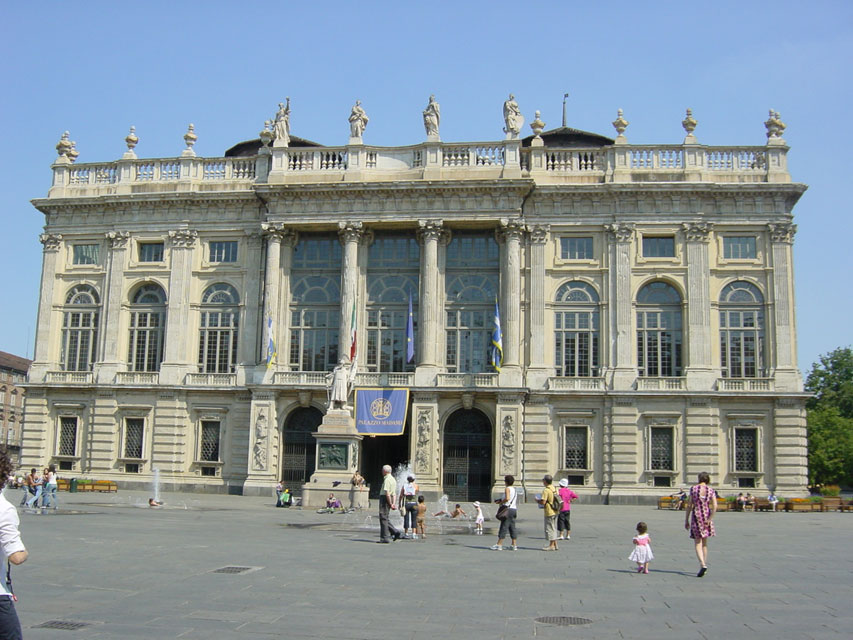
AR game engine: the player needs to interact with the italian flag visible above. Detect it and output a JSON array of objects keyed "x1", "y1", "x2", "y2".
[{"x1": 349, "y1": 301, "x2": 357, "y2": 361}]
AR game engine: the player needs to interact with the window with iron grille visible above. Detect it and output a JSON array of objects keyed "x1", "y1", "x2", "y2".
[
  {"x1": 124, "y1": 418, "x2": 144, "y2": 459},
  {"x1": 734, "y1": 428, "x2": 758, "y2": 472},
  {"x1": 209, "y1": 241, "x2": 238, "y2": 263},
  {"x1": 564, "y1": 426, "x2": 588, "y2": 469},
  {"x1": 650, "y1": 426, "x2": 674, "y2": 470},
  {"x1": 58, "y1": 417, "x2": 77, "y2": 456},
  {"x1": 200, "y1": 421, "x2": 221, "y2": 462}
]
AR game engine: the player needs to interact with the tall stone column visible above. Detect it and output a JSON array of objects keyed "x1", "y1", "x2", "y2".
[
  {"x1": 606, "y1": 223, "x2": 636, "y2": 389},
  {"x1": 159, "y1": 228, "x2": 197, "y2": 385},
  {"x1": 767, "y1": 223, "x2": 802, "y2": 391},
  {"x1": 256, "y1": 224, "x2": 288, "y2": 378},
  {"x1": 416, "y1": 220, "x2": 444, "y2": 381},
  {"x1": 240, "y1": 230, "x2": 264, "y2": 381},
  {"x1": 497, "y1": 219, "x2": 524, "y2": 387},
  {"x1": 30, "y1": 233, "x2": 63, "y2": 381},
  {"x1": 95, "y1": 231, "x2": 130, "y2": 383},
  {"x1": 683, "y1": 222, "x2": 715, "y2": 390},
  {"x1": 338, "y1": 221, "x2": 364, "y2": 363},
  {"x1": 526, "y1": 225, "x2": 549, "y2": 388}
]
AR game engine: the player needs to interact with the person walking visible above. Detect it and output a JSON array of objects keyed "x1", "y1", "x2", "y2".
[
  {"x1": 490, "y1": 475, "x2": 518, "y2": 551},
  {"x1": 377, "y1": 464, "x2": 401, "y2": 543},
  {"x1": 556, "y1": 478, "x2": 579, "y2": 540},
  {"x1": 25, "y1": 469, "x2": 42, "y2": 509},
  {"x1": 629, "y1": 522, "x2": 654, "y2": 574},
  {"x1": 685, "y1": 471, "x2": 717, "y2": 577},
  {"x1": 0, "y1": 449, "x2": 29, "y2": 639},
  {"x1": 537, "y1": 475, "x2": 560, "y2": 551},
  {"x1": 399, "y1": 475, "x2": 419, "y2": 539},
  {"x1": 42, "y1": 465, "x2": 58, "y2": 509}
]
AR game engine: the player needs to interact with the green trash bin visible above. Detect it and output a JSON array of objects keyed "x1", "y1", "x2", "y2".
[{"x1": 69, "y1": 478, "x2": 78, "y2": 493}]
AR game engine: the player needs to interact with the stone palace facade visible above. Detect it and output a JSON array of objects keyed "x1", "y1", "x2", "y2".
[{"x1": 21, "y1": 99, "x2": 808, "y2": 501}]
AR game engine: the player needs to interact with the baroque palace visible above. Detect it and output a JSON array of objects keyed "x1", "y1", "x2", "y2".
[{"x1": 22, "y1": 97, "x2": 808, "y2": 501}]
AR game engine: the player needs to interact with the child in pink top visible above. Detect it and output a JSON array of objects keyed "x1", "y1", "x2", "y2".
[{"x1": 557, "y1": 478, "x2": 579, "y2": 540}]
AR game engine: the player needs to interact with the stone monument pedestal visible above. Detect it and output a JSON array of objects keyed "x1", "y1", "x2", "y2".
[{"x1": 301, "y1": 409, "x2": 369, "y2": 510}]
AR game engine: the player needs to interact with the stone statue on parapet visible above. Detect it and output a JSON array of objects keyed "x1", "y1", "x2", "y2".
[
  {"x1": 273, "y1": 97, "x2": 291, "y2": 147},
  {"x1": 423, "y1": 94, "x2": 440, "y2": 139},
  {"x1": 326, "y1": 357, "x2": 357, "y2": 412},
  {"x1": 348, "y1": 100, "x2": 369, "y2": 139},
  {"x1": 503, "y1": 93, "x2": 524, "y2": 139}
]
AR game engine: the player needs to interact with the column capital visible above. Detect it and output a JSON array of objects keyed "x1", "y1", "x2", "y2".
[
  {"x1": 416, "y1": 219, "x2": 445, "y2": 243},
  {"x1": 606, "y1": 222, "x2": 635, "y2": 243},
  {"x1": 167, "y1": 228, "x2": 198, "y2": 249},
  {"x1": 496, "y1": 218, "x2": 526, "y2": 243},
  {"x1": 105, "y1": 230, "x2": 130, "y2": 249},
  {"x1": 682, "y1": 222, "x2": 713, "y2": 242},
  {"x1": 39, "y1": 233, "x2": 62, "y2": 251},
  {"x1": 526, "y1": 224, "x2": 550, "y2": 244},
  {"x1": 337, "y1": 220, "x2": 364, "y2": 244},
  {"x1": 768, "y1": 222, "x2": 797, "y2": 244},
  {"x1": 261, "y1": 222, "x2": 298, "y2": 245}
]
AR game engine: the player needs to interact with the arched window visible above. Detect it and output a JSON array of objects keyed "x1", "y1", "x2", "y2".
[
  {"x1": 61, "y1": 284, "x2": 100, "y2": 371},
  {"x1": 720, "y1": 281, "x2": 765, "y2": 378},
  {"x1": 554, "y1": 281, "x2": 600, "y2": 377},
  {"x1": 289, "y1": 235, "x2": 342, "y2": 371},
  {"x1": 198, "y1": 283, "x2": 240, "y2": 374},
  {"x1": 366, "y1": 235, "x2": 419, "y2": 372},
  {"x1": 636, "y1": 281, "x2": 683, "y2": 377},
  {"x1": 128, "y1": 283, "x2": 166, "y2": 372}
]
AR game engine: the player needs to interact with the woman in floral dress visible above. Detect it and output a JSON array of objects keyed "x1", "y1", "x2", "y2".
[{"x1": 684, "y1": 472, "x2": 716, "y2": 577}]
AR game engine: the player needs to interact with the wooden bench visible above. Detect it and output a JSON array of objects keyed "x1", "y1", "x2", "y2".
[
  {"x1": 754, "y1": 498, "x2": 780, "y2": 511},
  {"x1": 93, "y1": 480, "x2": 118, "y2": 493},
  {"x1": 657, "y1": 496, "x2": 674, "y2": 509},
  {"x1": 784, "y1": 500, "x2": 822, "y2": 512},
  {"x1": 820, "y1": 497, "x2": 842, "y2": 512},
  {"x1": 840, "y1": 500, "x2": 853, "y2": 513},
  {"x1": 57, "y1": 478, "x2": 70, "y2": 492}
]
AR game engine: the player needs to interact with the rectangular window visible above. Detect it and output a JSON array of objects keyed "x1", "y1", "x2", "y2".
[
  {"x1": 73, "y1": 244, "x2": 99, "y2": 265},
  {"x1": 124, "y1": 418, "x2": 144, "y2": 459},
  {"x1": 209, "y1": 241, "x2": 238, "y2": 263},
  {"x1": 650, "y1": 426, "x2": 674, "y2": 470},
  {"x1": 724, "y1": 236, "x2": 757, "y2": 260},
  {"x1": 642, "y1": 236, "x2": 675, "y2": 258},
  {"x1": 734, "y1": 428, "x2": 758, "y2": 471},
  {"x1": 564, "y1": 426, "x2": 588, "y2": 469},
  {"x1": 138, "y1": 242, "x2": 164, "y2": 262},
  {"x1": 200, "y1": 420, "x2": 221, "y2": 462},
  {"x1": 58, "y1": 417, "x2": 78, "y2": 456},
  {"x1": 560, "y1": 237, "x2": 594, "y2": 260}
]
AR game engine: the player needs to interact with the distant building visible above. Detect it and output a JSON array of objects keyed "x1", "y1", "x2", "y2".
[
  {"x1": 22, "y1": 102, "x2": 808, "y2": 500},
  {"x1": 0, "y1": 351, "x2": 31, "y2": 463}
]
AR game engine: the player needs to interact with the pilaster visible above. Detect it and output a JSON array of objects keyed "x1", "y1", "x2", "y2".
[
  {"x1": 606, "y1": 224, "x2": 636, "y2": 389},
  {"x1": 525, "y1": 225, "x2": 549, "y2": 388},
  {"x1": 683, "y1": 222, "x2": 715, "y2": 390},
  {"x1": 95, "y1": 231, "x2": 130, "y2": 383},
  {"x1": 767, "y1": 223, "x2": 802, "y2": 390},
  {"x1": 607, "y1": 396, "x2": 640, "y2": 493},
  {"x1": 240, "y1": 230, "x2": 265, "y2": 381},
  {"x1": 410, "y1": 392, "x2": 440, "y2": 495},
  {"x1": 416, "y1": 220, "x2": 445, "y2": 380},
  {"x1": 30, "y1": 233, "x2": 63, "y2": 381},
  {"x1": 520, "y1": 394, "x2": 550, "y2": 500},
  {"x1": 494, "y1": 392, "x2": 524, "y2": 492},
  {"x1": 159, "y1": 227, "x2": 197, "y2": 385},
  {"x1": 684, "y1": 397, "x2": 719, "y2": 483},
  {"x1": 242, "y1": 390, "x2": 278, "y2": 494}
]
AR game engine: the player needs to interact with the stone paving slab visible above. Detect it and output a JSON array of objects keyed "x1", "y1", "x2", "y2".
[{"x1": 8, "y1": 489, "x2": 852, "y2": 639}]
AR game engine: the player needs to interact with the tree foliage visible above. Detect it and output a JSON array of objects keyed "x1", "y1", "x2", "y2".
[{"x1": 806, "y1": 347, "x2": 853, "y2": 485}]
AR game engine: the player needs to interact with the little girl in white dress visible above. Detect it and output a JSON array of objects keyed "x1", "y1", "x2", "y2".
[
  {"x1": 629, "y1": 521, "x2": 654, "y2": 574},
  {"x1": 473, "y1": 501, "x2": 484, "y2": 535}
]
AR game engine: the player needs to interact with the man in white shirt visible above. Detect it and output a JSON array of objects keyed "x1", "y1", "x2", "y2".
[{"x1": 0, "y1": 449, "x2": 27, "y2": 639}]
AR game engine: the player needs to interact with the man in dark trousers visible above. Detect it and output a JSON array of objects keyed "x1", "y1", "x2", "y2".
[{"x1": 377, "y1": 464, "x2": 401, "y2": 543}]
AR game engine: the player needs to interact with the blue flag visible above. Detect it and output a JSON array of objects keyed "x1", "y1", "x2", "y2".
[
  {"x1": 490, "y1": 298, "x2": 503, "y2": 372},
  {"x1": 265, "y1": 315, "x2": 276, "y2": 368},
  {"x1": 406, "y1": 291, "x2": 415, "y2": 363}
]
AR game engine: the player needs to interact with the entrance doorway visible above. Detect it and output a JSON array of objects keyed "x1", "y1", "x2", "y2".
[
  {"x1": 361, "y1": 420, "x2": 411, "y2": 499},
  {"x1": 280, "y1": 407, "x2": 323, "y2": 495},
  {"x1": 442, "y1": 408, "x2": 493, "y2": 502}
]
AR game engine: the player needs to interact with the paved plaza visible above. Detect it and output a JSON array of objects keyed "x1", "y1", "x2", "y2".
[{"x1": 7, "y1": 488, "x2": 851, "y2": 639}]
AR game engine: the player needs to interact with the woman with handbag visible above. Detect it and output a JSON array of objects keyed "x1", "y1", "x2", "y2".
[{"x1": 490, "y1": 475, "x2": 518, "y2": 551}]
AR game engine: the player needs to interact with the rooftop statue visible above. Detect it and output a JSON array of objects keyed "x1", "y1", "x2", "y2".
[
  {"x1": 273, "y1": 98, "x2": 291, "y2": 147},
  {"x1": 348, "y1": 100, "x2": 369, "y2": 139},
  {"x1": 423, "y1": 94, "x2": 441, "y2": 139},
  {"x1": 503, "y1": 93, "x2": 524, "y2": 139}
]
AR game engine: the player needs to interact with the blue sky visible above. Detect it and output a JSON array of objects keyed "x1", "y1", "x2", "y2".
[{"x1": 1, "y1": 1, "x2": 850, "y2": 373}]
